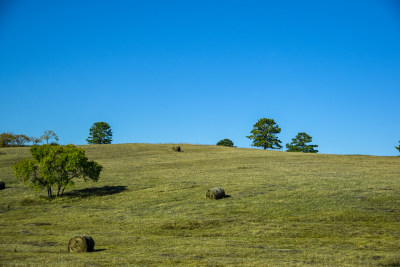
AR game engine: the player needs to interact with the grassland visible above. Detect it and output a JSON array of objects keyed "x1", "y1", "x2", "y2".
[{"x1": 0, "y1": 143, "x2": 399, "y2": 266}]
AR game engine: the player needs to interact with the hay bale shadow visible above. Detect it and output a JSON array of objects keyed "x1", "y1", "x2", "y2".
[
  {"x1": 93, "y1": 249, "x2": 107, "y2": 252},
  {"x1": 24, "y1": 223, "x2": 52, "y2": 226},
  {"x1": 65, "y1": 186, "x2": 127, "y2": 198}
]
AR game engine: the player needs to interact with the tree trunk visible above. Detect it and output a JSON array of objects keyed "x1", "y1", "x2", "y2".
[
  {"x1": 47, "y1": 187, "x2": 53, "y2": 198},
  {"x1": 61, "y1": 186, "x2": 67, "y2": 196}
]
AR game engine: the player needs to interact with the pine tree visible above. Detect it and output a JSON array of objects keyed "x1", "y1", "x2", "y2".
[
  {"x1": 86, "y1": 122, "x2": 113, "y2": 144},
  {"x1": 286, "y1": 132, "x2": 318, "y2": 153},
  {"x1": 247, "y1": 118, "x2": 282, "y2": 150}
]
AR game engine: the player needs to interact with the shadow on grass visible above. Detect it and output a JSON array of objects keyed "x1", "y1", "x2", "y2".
[
  {"x1": 0, "y1": 186, "x2": 11, "y2": 190},
  {"x1": 92, "y1": 249, "x2": 107, "y2": 252},
  {"x1": 65, "y1": 186, "x2": 128, "y2": 198}
]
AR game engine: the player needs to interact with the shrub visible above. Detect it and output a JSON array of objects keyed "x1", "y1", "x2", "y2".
[{"x1": 216, "y1": 139, "x2": 234, "y2": 147}]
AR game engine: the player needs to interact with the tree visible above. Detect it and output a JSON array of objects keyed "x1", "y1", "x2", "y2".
[
  {"x1": 14, "y1": 134, "x2": 31, "y2": 146},
  {"x1": 286, "y1": 132, "x2": 319, "y2": 153},
  {"x1": 396, "y1": 141, "x2": 400, "y2": 153},
  {"x1": 216, "y1": 139, "x2": 234, "y2": 147},
  {"x1": 0, "y1": 132, "x2": 32, "y2": 147},
  {"x1": 247, "y1": 118, "x2": 282, "y2": 150},
  {"x1": 41, "y1": 130, "x2": 59, "y2": 144},
  {"x1": 31, "y1": 137, "x2": 43, "y2": 145},
  {"x1": 86, "y1": 122, "x2": 112, "y2": 144},
  {"x1": 0, "y1": 132, "x2": 15, "y2": 147},
  {"x1": 13, "y1": 144, "x2": 102, "y2": 198}
]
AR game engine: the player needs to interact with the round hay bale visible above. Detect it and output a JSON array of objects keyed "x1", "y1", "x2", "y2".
[
  {"x1": 206, "y1": 187, "x2": 225, "y2": 200},
  {"x1": 172, "y1": 146, "x2": 181, "y2": 152},
  {"x1": 0, "y1": 180, "x2": 5, "y2": 190},
  {"x1": 68, "y1": 235, "x2": 95, "y2": 253}
]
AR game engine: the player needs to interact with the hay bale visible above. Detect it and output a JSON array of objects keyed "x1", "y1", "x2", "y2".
[
  {"x1": 68, "y1": 235, "x2": 95, "y2": 253},
  {"x1": 172, "y1": 146, "x2": 181, "y2": 152},
  {"x1": 206, "y1": 187, "x2": 226, "y2": 200},
  {"x1": 0, "y1": 180, "x2": 5, "y2": 190}
]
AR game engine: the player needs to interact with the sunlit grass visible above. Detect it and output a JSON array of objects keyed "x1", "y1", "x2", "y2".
[{"x1": 1, "y1": 144, "x2": 399, "y2": 266}]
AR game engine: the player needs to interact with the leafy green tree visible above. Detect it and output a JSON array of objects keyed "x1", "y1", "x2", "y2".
[
  {"x1": 396, "y1": 141, "x2": 400, "y2": 153},
  {"x1": 41, "y1": 130, "x2": 59, "y2": 144},
  {"x1": 247, "y1": 118, "x2": 282, "y2": 150},
  {"x1": 216, "y1": 139, "x2": 234, "y2": 147},
  {"x1": 87, "y1": 122, "x2": 113, "y2": 144},
  {"x1": 286, "y1": 132, "x2": 319, "y2": 153},
  {"x1": 13, "y1": 144, "x2": 102, "y2": 198}
]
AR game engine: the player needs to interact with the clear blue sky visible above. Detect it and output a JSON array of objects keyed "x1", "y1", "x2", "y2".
[{"x1": 1, "y1": 0, "x2": 399, "y2": 156}]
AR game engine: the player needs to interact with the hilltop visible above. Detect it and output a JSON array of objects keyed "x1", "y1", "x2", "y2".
[{"x1": 1, "y1": 143, "x2": 399, "y2": 266}]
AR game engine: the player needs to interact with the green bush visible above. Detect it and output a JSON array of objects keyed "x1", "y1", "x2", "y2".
[{"x1": 216, "y1": 139, "x2": 234, "y2": 147}]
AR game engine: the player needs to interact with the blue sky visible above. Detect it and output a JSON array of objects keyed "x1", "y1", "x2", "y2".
[{"x1": 1, "y1": 0, "x2": 399, "y2": 156}]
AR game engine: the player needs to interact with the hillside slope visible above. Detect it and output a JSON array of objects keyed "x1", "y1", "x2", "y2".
[{"x1": 1, "y1": 144, "x2": 399, "y2": 266}]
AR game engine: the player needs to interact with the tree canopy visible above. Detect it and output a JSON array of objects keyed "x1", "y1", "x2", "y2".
[
  {"x1": 286, "y1": 132, "x2": 319, "y2": 153},
  {"x1": 247, "y1": 118, "x2": 282, "y2": 150},
  {"x1": 396, "y1": 141, "x2": 400, "y2": 153},
  {"x1": 0, "y1": 132, "x2": 32, "y2": 147},
  {"x1": 13, "y1": 144, "x2": 102, "y2": 198},
  {"x1": 216, "y1": 139, "x2": 234, "y2": 147},
  {"x1": 86, "y1": 122, "x2": 113, "y2": 144}
]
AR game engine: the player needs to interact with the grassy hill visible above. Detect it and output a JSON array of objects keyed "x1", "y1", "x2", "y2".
[{"x1": 1, "y1": 143, "x2": 399, "y2": 266}]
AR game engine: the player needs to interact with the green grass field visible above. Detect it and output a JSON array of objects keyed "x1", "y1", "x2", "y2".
[{"x1": 1, "y1": 143, "x2": 399, "y2": 266}]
